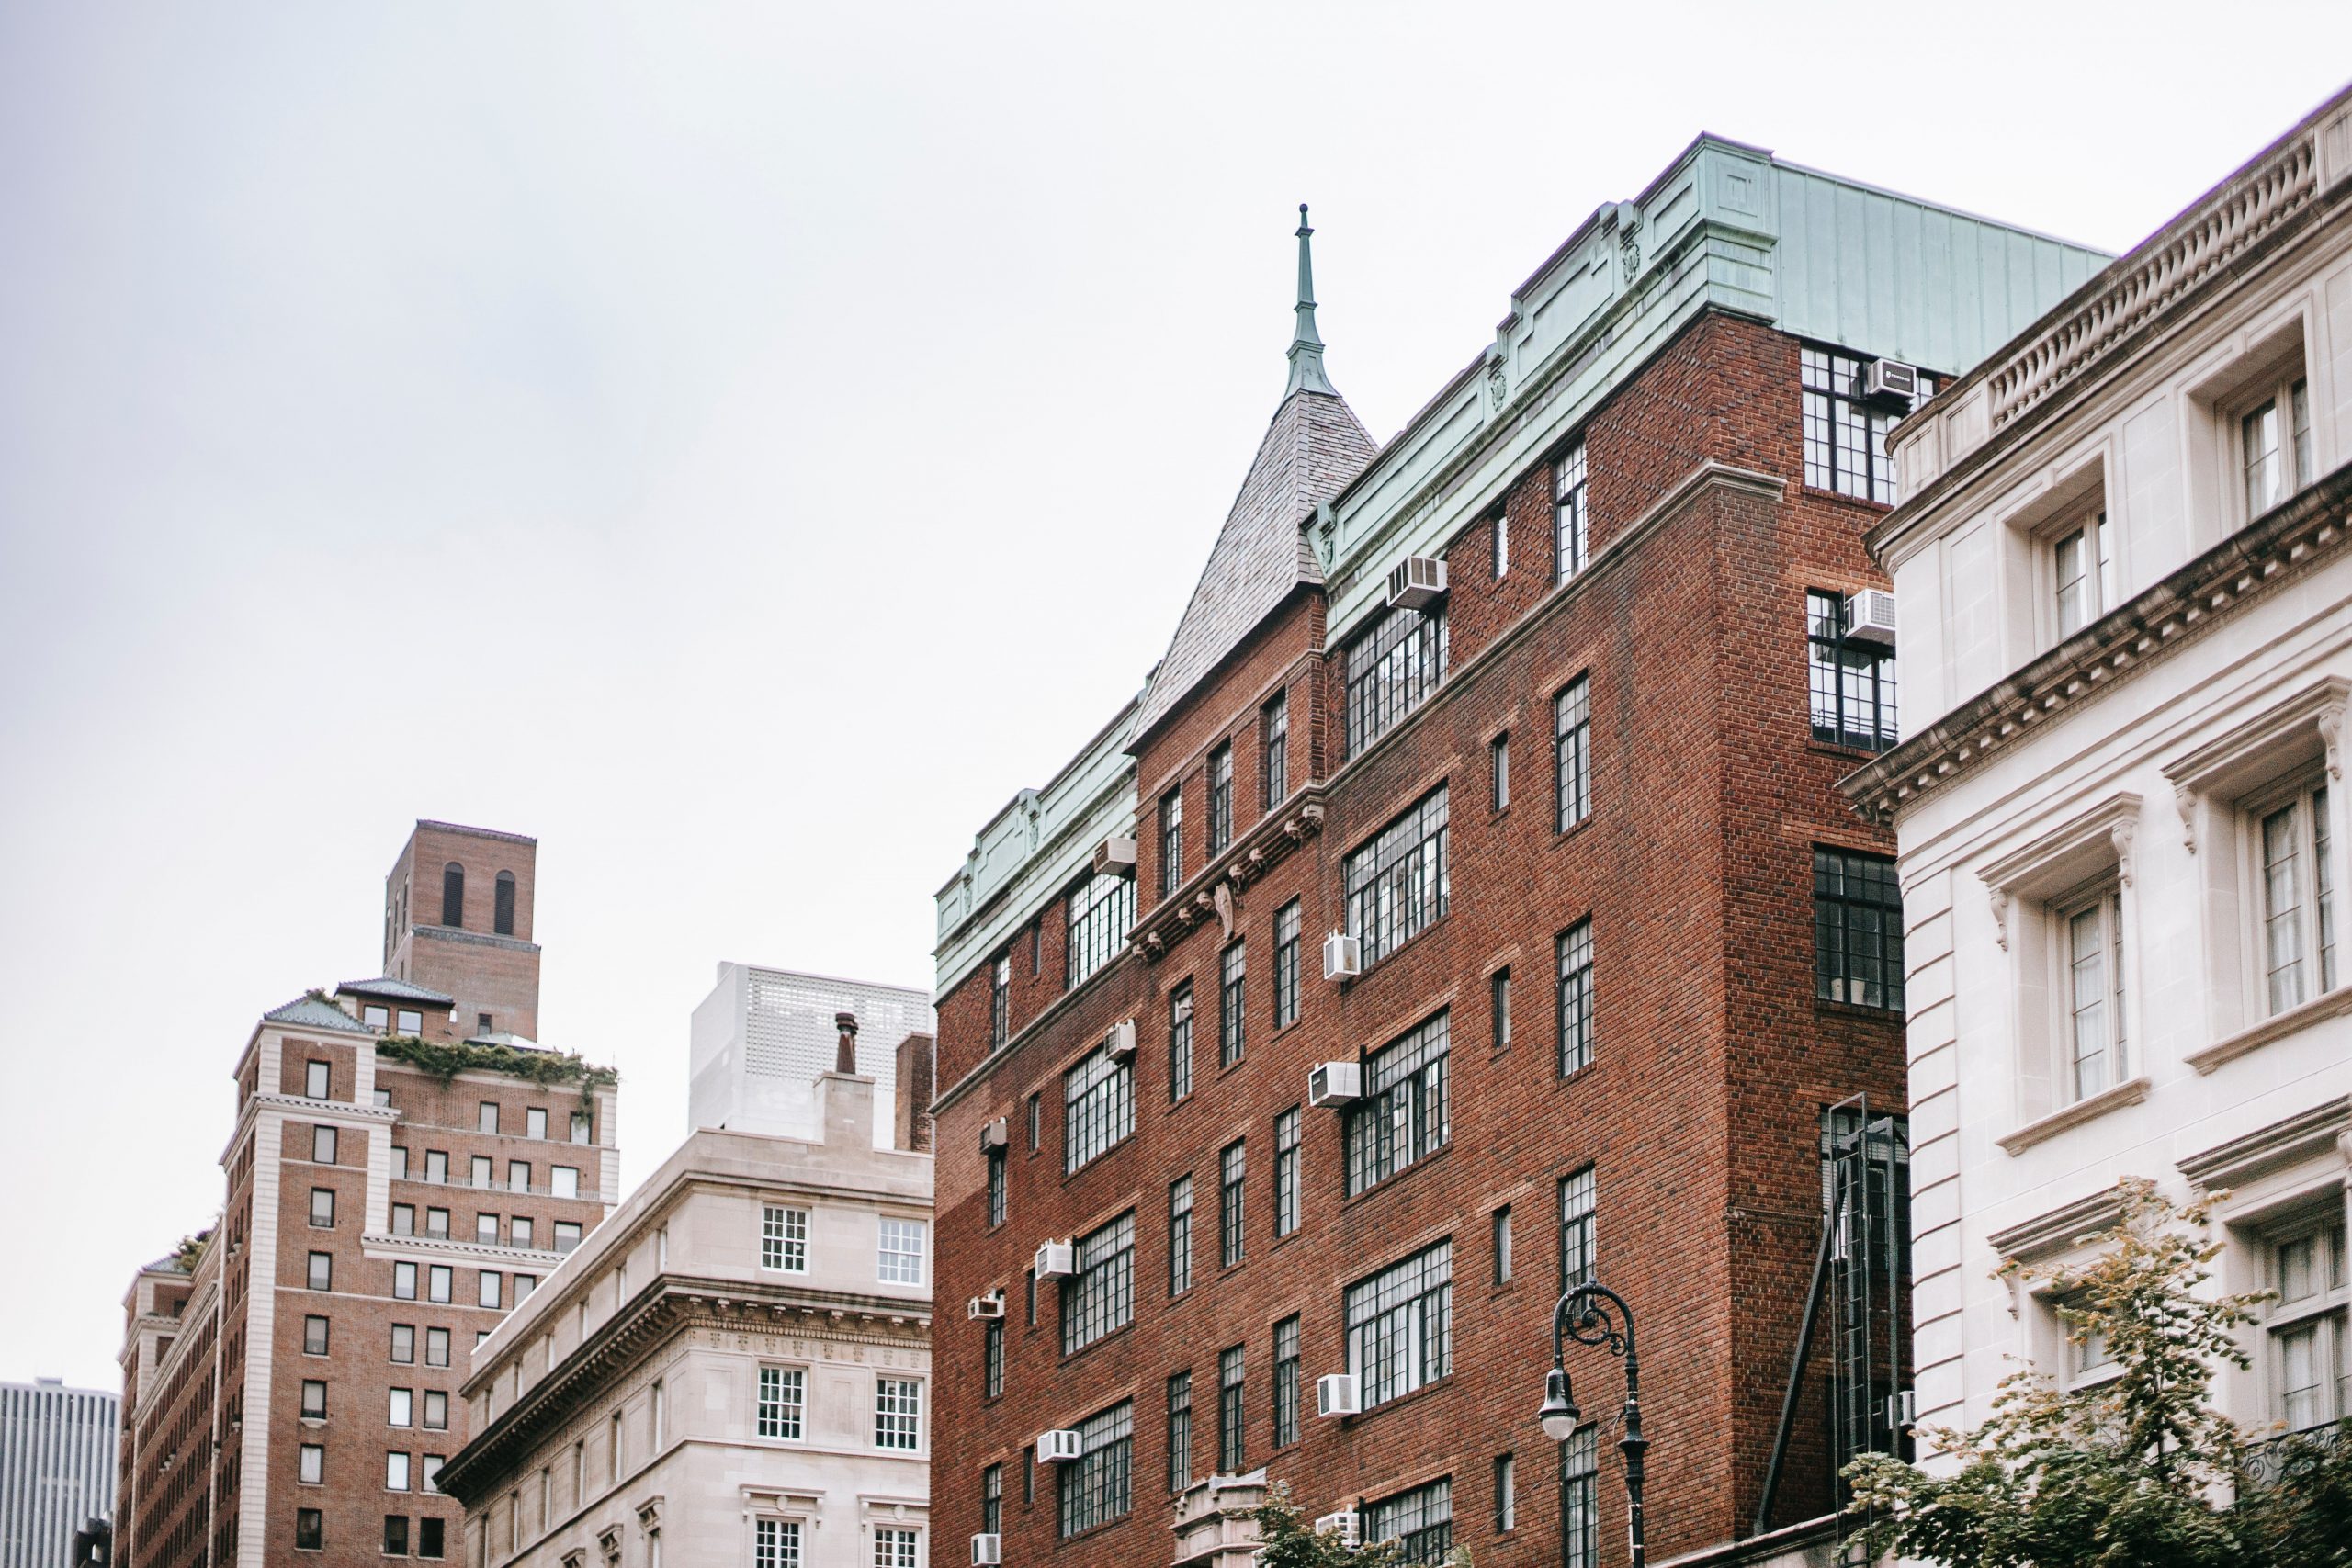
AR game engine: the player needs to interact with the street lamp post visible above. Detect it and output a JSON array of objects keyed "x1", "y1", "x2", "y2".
[{"x1": 1536, "y1": 1281, "x2": 1646, "y2": 1568}]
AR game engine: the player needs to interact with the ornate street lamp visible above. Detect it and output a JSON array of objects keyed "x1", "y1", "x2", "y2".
[{"x1": 1536, "y1": 1281, "x2": 1646, "y2": 1568}]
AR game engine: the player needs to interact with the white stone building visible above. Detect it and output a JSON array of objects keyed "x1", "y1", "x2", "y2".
[
  {"x1": 689, "y1": 963, "x2": 933, "y2": 1145},
  {"x1": 1846, "y1": 87, "x2": 2352, "y2": 1459},
  {"x1": 438, "y1": 1024, "x2": 933, "y2": 1568}
]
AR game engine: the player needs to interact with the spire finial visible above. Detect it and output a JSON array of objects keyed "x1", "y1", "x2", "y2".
[{"x1": 1285, "y1": 203, "x2": 1337, "y2": 397}]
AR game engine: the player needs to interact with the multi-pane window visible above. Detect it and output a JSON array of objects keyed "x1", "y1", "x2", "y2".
[
  {"x1": 1272, "y1": 901, "x2": 1301, "y2": 1031},
  {"x1": 1272, "y1": 1315, "x2": 1301, "y2": 1449},
  {"x1": 1555, "y1": 676, "x2": 1591, "y2": 830},
  {"x1": 1343, "y1": 1011, "x2": 1450, "y2": 1196},
  {"x1": 1557, "y1": 920, "x2": 1595, "y2": 1076},
  {"x1": 1219, "y1": 1142, "x2": 1246, "y2": 1268},
  {"x1": 1061, "y1": 1212, "x2": 1136, "y2": 1356},
  {"x1": 1343, "y1": 787, "x2": 1450, "y2": 969},
  {"x1": 1563, "y1": 1427, "x2": 1600, "y2": 1568},
  {"x1": 982, "y1": 1463, "x2": 1003, "y2": 1535},
  {"x1": 873, "y1": 1529, "x2": 917, "y2": 1568},
  {"x1": 1807, "y1": 589, "x2": 1899, "y2": 751},
  {"x1": 1344, "y1": 604, "x2": 1448, "y2": 757},
  {"x1": 2053, "y1": 512, "x2": 2113, "y2": 637},
  {"x1": 2260, "y1": 784, "x2": 2337, "y2": 1015},
  {"x1": 1347, "y1": 1242, "x2": 1452, "y2": 1408},
  {"x1": 986, "y1": 1146, "x2": 1007, "y2": 1228},
  {"x1": 1168, "y1": 984, "x2": 1193, "y2": 1103},
  {"x1": 1166, "y1": 1372, "x2": 1193, "y2": 1493},
  {"x1": 1207, "y1": 744, "x2": 1234, "y2": 854},
  {"x1": 1261, "y1": 692, "x2": 1289, "y2": 807},
  {"x1": 1219, "y1": 943, "x2": 1247, "y2": 1067},
  {"x1": 2060, "y1": 888, "x2": 2125, "y2": 1101},
  {"x1": 1159, "y1": 791, "x2": 1184, "y2": 898},
  {"x1": 1491, "y1": 968, "x2": 1512, "y2": 1053},
  {"x1": 1067, "y1": 870, "x2": 1136, "y2": 989},
  {"x1": 1169, "y1": 1177, "x2": 1194, "y2": 1296},
  {"x1": 1064, "y1": 1043, "x2": 1136, "y2": 1174},
  {"x1": 1364, "y1": 1476, "x2": 1453, "y2": 1562},
  {"x1": 1217, "y1": 1346, "x2": 1245, "y2": 1472},
  {"x1": 1559, "y1": 1167, "x2": 1597, "y2": 1292},
  {"x1": 2244, "y1": 376, "x2": 2315, "y2": 518},
  {"x1": 752, "y1": 1519, "x2": 802, "y2": 1568},
  {"x1": 1815, "y1": 848, "x2": 1905, "y2": 1011},
  {"x1": 757, "y1": 1367, "x2": 807, "y2": 1439},
  {"x1": 2266, "y1": 1214, "x2": 2347, "y2": 1432},
  {"x1": 1057, "y1": 1401, "x2": 1133, "y2": 1538},
  {"x1": 878, "y1": 1219, "x2": 926, "y2": 1286},
  {"x1": 1273, "y1": 1108, "x2": 1301, "y2": 1238},
  {"x1": 990, "y1": 954, "x2": 1011, "y2": 1049},
  {"x1": 984, "y1": 1318, "x2": 1004, "y2": 1399},
  {"x1": 1555, "y1": 442, "x2": 1589, "y2": 581},
  {"x1": 761, "y1": 1206, "x2": 808, "y2": 1273},
  {"x1": 875, "y1": 1378, "x2": 922, "y2": 1450},
  {"x1": 1801, "y1": 346, "x2": 1925, "y2": 503}
]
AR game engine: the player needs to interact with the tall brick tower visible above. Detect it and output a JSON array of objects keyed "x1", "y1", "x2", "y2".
[{"x1": 379, "y1": 821, "x2": 543, "y2": 1043}]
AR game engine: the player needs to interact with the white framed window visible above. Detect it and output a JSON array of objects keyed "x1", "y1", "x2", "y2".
[
  {"x1": 878, "y1": 1218, "x2": 926, "y2": 1286},
  {"x1": 2255, "y1": 780, "x2": 2336, "y2": 1015},
  {"x1": 756, "y1": 1366, "x2": 807, "y2": 1440},
  {"x1": 2057, "y1": 1296, "x2": 2117, "y2": 1391},
  {"x1": 753, "y1": 1518, "x2": 803, "y2": 1568},
  {"x1": 872, "y1": 1527, "x2": 918, "y2": 1568},
  {"x1": 2241, "y1": 374, "x2": 2314, "y2": 520},
  {"x1": 2055, "y1": 885, "x2": 2125, "y2": 1101},
  {"x1": 2265, "y1": 1212, "x2": 2347, "y2": 1433},
  {"x1": 761, "y1": 1205, "x2": 808, "y2": 1273},
  {"x1": 2052, "y1": 510, "x2": 2113, "y2": 637},
  {"x1": 875, "y1": 1377, "x2": 922, "y2": 1450}
]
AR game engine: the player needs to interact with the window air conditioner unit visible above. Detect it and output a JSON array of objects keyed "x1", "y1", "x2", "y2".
[
  {"x1": 1861, "y1": 357, "x2": 1920, "y2": 406},
  {"x1": 1092, "y1": 836, "x2": 1138, "y2": 878},
  {"x1": 1035, "y1": 1241, "x2": 1076, "y2": 1279},
  {"x1": 1385, "y1": 556, "x2": 1448, "y2": 611},
  {"x1": 1316, "y1": 1373, "x2": 1362, "y2": 1418},
  {"x1": 1104, "y1": 1019, "x2": 1137, "y2": 1062},
  {"x1": 1307, "y1": 1062, "x2": 1363, "y2": 1108},
  {"x1": 1036, "y1": 1429, "x2": 1084, "y2": 1464},
  {"x1": 967, "y1": 1290, "x2": 1006, "y2": 1321},
  {"x1": 979, "y1": 1117, "x2": 1009, "y2": 1154},
  {"x1": 1886, "y1": 1389, "x2": 1917, "y2": 1429},
  {"x1": 970, "y1": 1536, "x2": 1002, "y2": 1567},
  {"x1": 1844, "y1": 589, "x2": 1897, "y2": 648},
  {"x1": 1314, "y1": 1509, "x2": 1362, "y2": 1548},
  {"x1": 1322, "y1": 931, "x2": 1361, "y2": 982}
]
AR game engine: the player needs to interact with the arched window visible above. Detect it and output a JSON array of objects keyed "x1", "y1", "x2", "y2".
[
  {"x1": 442, "y1": 863, "x2": 465, "y2": 928},
  {"x1": 494, "y1": 872, "x2": 516, "y2": 936}
]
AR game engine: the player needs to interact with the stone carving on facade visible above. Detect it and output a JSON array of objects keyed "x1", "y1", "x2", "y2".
[
  {"x1": 2110, "y1": 818, "x2": 2137, "y2": 887},
  {"x1": 1989, "y1": 887, "x2": 2011, "y2": 952}
]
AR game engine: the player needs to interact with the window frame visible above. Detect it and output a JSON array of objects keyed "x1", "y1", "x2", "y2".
[
  {"x1": 1800, "y1": 344, "x2": 1926, "y2": 504},
  {"x1": 1342, "y1": 786, "x2": 1450, "y2": 970},
  {"x1": 1217, "y1": 1345, "x2": 1245, "y2": 1472},
  {"x1": 2239, "y1": 371, "x2": 2316, "y2": 523},
  {"x1": 1556, "y1": 920, "x2": 1595, "y2": 1077},
  {"x1": 1159, "y1": 789, "x2": 1184, "y2": 898},
  {"x1": 2250, "y1": 775, "x2": 2337, "y2": 1017},
  {"x1": 1364, "y1": 1476, "x2": 1453, "y2": 1562},
  {"x1": 2052, "y1": 880, "x2": 2126, "y2": 1103},
  {"x1": 1343, "y1": 604, "x2": 1447, "y2": 758},
  {"x1": 877, "y1": 1217, "x2": 927, "y2": 1287},
  {"x1": 1272, "y1": 1314, "x2": 1301, "y2": 1450},
  {"x1": 874, "y1": 1376, "x2": 922, "y2": 1451},
  {"x1": 1554, "y1": 676, "x2": 1590, "y2": 831},
  {"x1": 1345, "y1": 1240, "x2": 1453, "y2": 1409},
  {"x1": 1272, "y1": 901, "x2": 1301, "y2": 1031},
  {"x1": 1206, "y1": 742, "x2": 1234, "y2": 854},
  {"x1": 1218, "y1": 1142, "x2": 1246, "y2": 1269},
  {"x1": 1261, "y1": 691, "x2": 1289, "y2": 808},
  {"x1": 1169, "y1": 1176, "x2": 1194, "y2": 1297},
  {"x1": 1059, "y1": 1211, "x2": 1136, "y2": 1357},
  {"x1": 1559, "y1": 1167, "x2": 1597, "y2": 1294},
  {"x1": 756, "y1": 1364, "x2": 807, "y2": 1440},
  {"x1": 1057, "y1": 1400, "x2": 1133, "y2": 1538},
  {"x1": 1342, "y1": 1010, "x2": 1451, "y2": 1197},
  {"x1": 1062, "y1": 1043, "x2": 1135, "y2": 1175},
  {"x1": 1168, "y1": 983, "x2": 1193, "y2": 1103},
  {"x1": 2261, "y1": 1209, "x2": 2348, "y2": 1433},
  {"x1": 1066, "y1": 869, "x2": 1136, "y2": 990},
  {"x1": 1218, "y1": 942, "x2": 1246, "y2": 1068},
  {"x1": 1805, "y1": 589, "x2": 1899, "y2": 753},
  {"x1": 1814, "y1": 846, "x2": 1906, "y2": 1013},
  {"x1": 761, "y1": 1205, "x2": 809, "y2": 1274},
  {"x1": 1272, "y1": 1106, "x2": 1301, "y2": 1239},
  {"x1": 1555, "y1": 441, "x2": 1589, "y2": 582}
]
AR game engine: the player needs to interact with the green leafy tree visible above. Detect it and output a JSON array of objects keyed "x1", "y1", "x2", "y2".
[
  {"x1": 1253, "y1": 1484, "x2": 1472, "y2": 1568},
  {"x1": 1845, "y1": 1177, "x2": 2352, "y2": 1568}
]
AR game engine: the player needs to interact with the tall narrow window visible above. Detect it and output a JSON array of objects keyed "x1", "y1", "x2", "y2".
[
  {"x1": 1490, "y1": 968, "x2": 1512, "y2": 1053},
  {"x1": 1066, "y1": 870, "x2": 1136, "y2": 989},
  {"x1": 1346, "y1": 1242, "x2": 1452, "y2": 1407},
  {"x1": 441, "y1": 863, "x2": 465, "y2": 928},
  {"x1": 984, "y1": 1318, "x2": 1004, "y2": 1399},
  {"x1": 1563, "y1": 1427, "x2": 1600, "y2": 1568},
  {"x1": 1272, "y1": 901, "x2": 1301, "y2": 1031},
  {"x1": 1217, "y1": 1346, "x2": 1245, "y2": 1472},
  {"x1": 1057, "y1": 1401, "x2": 1133, "y2": 1538},
  {"x1": 1807, "y1": 590, "x2": 1899, "y2": 751},
  {"x1": 1063, "y1": 1042, "x2": 1135, "y2": 1174},
  {"x1": 1344, "y1": 604, "x2": 1447, "y2": 757},
  {"x1": 1559, "y1": 1168, "x2": 1596, "y2": 1292},
  {"x1": 1342, "y1": 787, "x2": 1450, "y2": 968},
  {"x1": 986, "y1": 1145, "x2": 1007, "y2": 1228},
  {"x1": 1555, "y1": 677, "x2": 1590, "y2": 830},
  {"x1": 1027, "y1": 1093, "x2": 1042, "y2": 1150},
  {"x1": 1272, "y1": 1314, "x2": 1301, "y2": 1449},
  {"x1": 1168, "y1": 983, "x2": 1193, "y2": 1103},
  {"x1": 1555, "y1": 442, "x2": 1589, "y2": 582},
  {"x1": 2261, "y1": 785, "x2": 2337, "y2": 1015},
  {"x1": 990, "y1": 954, "x2": 1011, "y2": 1049},
  {"x1": 1556, "y1": 920, "x2": 1595, "y2": 1076},
  {"x1": 2061, "y1": 889, "x2": 2125, "y2": 1100},
  {"x1": 1494, "y1": 1453, "x2": 1517, "y2": 1534},
  {"x1": 1490, "y1": 733, "x2": 1510, "y2": 812},
  {"x1": 1261, "y1": 692, "x2": 1289, "y2": 808},
  {"x1": 982, "y1": 1463, "x2": 1003, "y2": 1536},
  {"x1": 1219, "y1": 942, "x2": 1247, "y2": 1067},
  {"x1": 1169, "y1": 1176, "x2": 1194, "y2": 1297},
  {"x1": 1166, "y1": 1372, "x2": 1193, "y2": 1494},
  {"x1": 311, "y1": 1125, "x2": 337, "y2": 1165},
  {"x1": 1060, "y1": 1212, "x2": 1136, "y2": 1356},
  {"x1": 1492, "y1": 1205, "x2": 1513, "y2": 1285},
  {"x1": 1343, "y1": 1010, "x2": 1450, "y2": 1196},
  {"x1": 1272, "y1": 1107, "x2": 1301, "y2": 1238},
  {"x1": 1492, "y1": 509, "x2": 1510, "y2": 580},
  {"x1": 1207, "y1": 743, "x2": 1234, "y2": 854},
  {"x1": 1814, "y1": 848, "x2": 1905, "y2": 1011},
  {"x1": 493, "y1": 871, "x2": 515, "y2": 935},
  {"x1": 1159, "y1": 790, "x2": 1184, "y2": 898},
  {"x1": 2245, "y1": 377, "x2": 2315, "y2": 518},
  {"x1": 1219, "y1": 1142, "x2": 1246, "y2": 1268},
  {"x1": 2053, "y1": 513, "x2": 2113, "y2": 637},
  {"x1": 2265, "y1": 1213, "x2": 2346, "y2": 1432}
]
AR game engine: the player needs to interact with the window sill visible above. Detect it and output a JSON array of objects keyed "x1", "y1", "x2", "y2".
[
  {"x1": 1996, "y1": 1076, "x2": 2152, "y2": 1156},
  {"x1": 1058, "y1": 1321, "x2": 1134, "y2": 1367},
  {"x1": 1800, "y1": 484, "x2": 1894, "y2": 513},
  {"x1": 1807, "y1": 740, "x2": 1894, "y2": 763},
  {"x1": 1815, "y1": 998, "x2": 1905, "y2": 1023},
  {"x1": 2187, "y1": 984, "x2": 2352, "y2": 1074},
  {"x1": 1342, "y1": 1142, "x2": 1454, "y2": 1210},
  {"x1": 1346, "y1": 1373, "x2": 1455, "y2": 1427},
  {"x1": 1551, "y1": 815, "x2": 1593, "y2": 849}
]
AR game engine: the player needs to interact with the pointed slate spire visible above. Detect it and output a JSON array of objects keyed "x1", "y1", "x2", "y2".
[{"x1": 1285, "y1": 204, "x2": 1338, "y2": 397}]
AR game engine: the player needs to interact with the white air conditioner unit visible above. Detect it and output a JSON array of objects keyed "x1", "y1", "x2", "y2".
[
  {"x1": 1104, "y1": 1019, "x2": 1137, "y2": 1062},
  {"x1": 1322, "y1": 931, "x2": 1361, "y2": 982},
  {"x1": 970, "y1": 1535, "x2": 1002, "y2": 1567},
  {"x1": 1092, "y1": 836, "x2": 1138, "y2": 877},
  {"x1": 1036, "y1": 1429, "x2": 1084, "y2": 1464},
  {"x1": 1861, "y1": 356, "x2": 1920, "y2": 405},
  {"x1": 1307, "y1": 1062, "x2": 1363, "y2": 1108},
  {"x1": 1386, "y1": 556, "x2": 1448, "y2": 610},
  {"x1": 1845, "y1": 588, "x2": 1898, "y2": 648},
  {"x1": 979, "y1": 1117, "x2": 1009, "y2": 1153},
  {"x1": 1886, "y1": 1388, "x2": 1917, "y2": 1429},
  {"x1": 967, "y1": 1291, "x2": 1005, "y2": 1321},
  {"x1": 1035, "y1": 1241, "x2": 1076, "y2": 1279},
  {"x1": 1316, "y1": 1372, "x2": 1362, "y2": 1418},
  {"x1": 1314, "y1": 1509, "x2": 1362, "y2": 1549}
]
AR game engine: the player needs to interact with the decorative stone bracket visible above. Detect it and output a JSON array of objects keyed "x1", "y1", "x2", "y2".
[{"x1": 1136, "y1": 799, "x2": 1325, "y2": 961}]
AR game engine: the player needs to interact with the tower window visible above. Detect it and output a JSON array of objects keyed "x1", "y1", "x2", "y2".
[
  {"x1": 494, "y1": 871, "x2": 516, "y2": 935},
  {"x1": 442, "y1": 863, "x2": 465, "y2": 928}
]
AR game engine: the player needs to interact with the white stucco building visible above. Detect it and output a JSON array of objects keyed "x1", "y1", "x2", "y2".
[
  {"x1": 1845, "y1": 86, "x2": 2352, "y2": 1460},
  {"x1": 438, "y1": 1023, "x2": 933, "y2": 1567}
]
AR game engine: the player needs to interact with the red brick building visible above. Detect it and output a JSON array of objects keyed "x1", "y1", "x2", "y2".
[
  {"x1": 927, "y1": 152, "x2": 2110, "y2": 1565},
  {"x1": 113, "y1": 821, "x2": 619, "y2": 1567}
]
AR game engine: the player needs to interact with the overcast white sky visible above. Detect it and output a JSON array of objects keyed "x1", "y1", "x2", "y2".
[{"x1": 3, "y1": 1, "x2": 2346, "y2": 1392}]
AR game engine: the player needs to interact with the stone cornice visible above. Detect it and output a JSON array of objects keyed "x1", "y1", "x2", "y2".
[
  {"x1": 1995, "y1": 1075, "x2": 2151, "y2": 1156},
  {"x1": 2187, "y1": 986, "x2": 2352, "y2": 1074},
  {"x1": 358, "y1": 1232, "x2": 567, "y2": 1269},
  {"x1": 1843, "y1": 465, "x2": 2352, "y2": 824},
  {"x1": 2178, "y1": 1096, "x2": 2350, "y2": 1190},
  {"x1": 1986, "y1": 1183, "x2": 2127, "y2": 1260}
]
